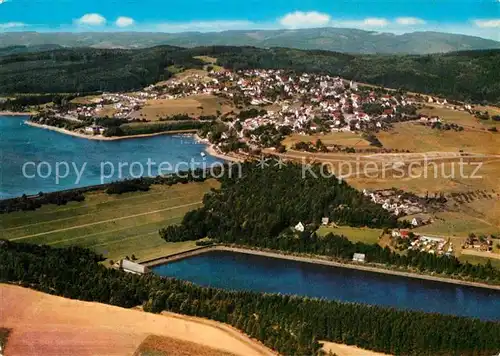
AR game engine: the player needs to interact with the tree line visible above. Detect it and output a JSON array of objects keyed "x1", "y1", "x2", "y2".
[
  {"x1": 0, "y1": 167, "x2": 227, "y2": 213},
  {"x1": 116, "y1": 120, "x2": 205, "y2": 136},
  {"x1": 1, "y1": 240, "x2": 499, "y2": 356},
  {"x1": 0, "y1": 191, "x2": 85, "y2": 214}
]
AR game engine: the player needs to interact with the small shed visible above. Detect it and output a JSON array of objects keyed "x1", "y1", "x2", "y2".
[
  {"x1": 352, "y1": 253, "x2": 366, "y2": 263},
  {"x1": 321, "y1": 217, "x2": 329, "y2": 225}
]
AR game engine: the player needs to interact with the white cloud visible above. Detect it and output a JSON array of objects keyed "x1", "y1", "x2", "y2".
[
  {"x1": 76, "y1": 13, "x2": 106, "y2": 26},
  {"x1": 0, "y1": 22, "x2": 25, "y2": 29},
  {"x1": 334, "y1": 17, "x2": 390, "y2": 28},
  {"x1": 280, "y1": 11, "x2": 331, "y2": 29},
  {"x1": 0, "y1": 0, "x2": 8, "y2": 4},
  {"x1": 396, "y1": 17, "x2": 426, "y2": 25},
  {"x1": 362, "y1": 18, "x2": 390, "y2": 27},
  {"x1": 155, "y1": 20, "x2": 255, "y2": 32},
  {"x1": 473, "y1": 19, "x2": 500, "y2": 28},
  {"x1": 115, "y1": 16, "x2": 135, "y2": 28}
]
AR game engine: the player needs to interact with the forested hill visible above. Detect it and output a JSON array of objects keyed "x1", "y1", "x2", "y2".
[
  {"x1": 1, "y1": 45, "x2": 500, "y2": 104},
  {"x1": 0, "y1": 46, "x2": 203, "y2": 94},
  {"x1": 2, "y1": 29, "x2": 500, "y2": 54},
  {"x1": 207, "y1": 46, "x2": 500, "y2": 104}
]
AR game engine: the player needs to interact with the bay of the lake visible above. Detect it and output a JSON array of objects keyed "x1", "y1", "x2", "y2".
[{"x1": 0, "y1": 116, "x2": 221, "y2": 198}]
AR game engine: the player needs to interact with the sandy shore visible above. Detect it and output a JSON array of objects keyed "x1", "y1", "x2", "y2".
[
  {"x1": 193, "y1": 134, "x2": 245, "y2": 162},
  {"x1": 146, "y1": 245, "x2": 500, "y2": 291},
  {"x1": 25, "y1": 120, "x2": 198, "y2": 141},
  {"x1": 0, "y1": 111, "x2": 32, "y2": 116},
  {"x1": 205, "y1": 144, "x2": 245, "y2": 162}
]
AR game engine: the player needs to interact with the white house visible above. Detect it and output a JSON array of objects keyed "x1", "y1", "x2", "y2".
[
  {"x1": 411, "y1": 218, "x2": 423, "y2": 227},
  {"x1": 294, "y1": 222, "x2": 305, "y2": 232},
  {"x1": 321, "y1": 217, "x2": 329, "y2": 225},
  {"x1": 352, "y1": 253, "x2": 366, "y2": 263}
]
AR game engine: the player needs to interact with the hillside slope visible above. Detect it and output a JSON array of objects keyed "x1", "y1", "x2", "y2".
[
  {"x1": 1, "y1": 46, "x2": 499, "y2": 104},
  {"x1": 1, "y1": 29, "x2": 499, "y2": 54}
]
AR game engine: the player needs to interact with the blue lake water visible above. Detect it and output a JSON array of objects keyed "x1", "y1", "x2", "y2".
[
  {"x1": 153, "y1": 250, "x2": 500, "y2": 321},
  {"x1": 0, "y1": 116, "x2": 221, "y2": 199}
]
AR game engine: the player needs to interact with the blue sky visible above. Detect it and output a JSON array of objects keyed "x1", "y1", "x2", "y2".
[{"x1": 0, "y1": 0, "x2": 499, "y2": 39}]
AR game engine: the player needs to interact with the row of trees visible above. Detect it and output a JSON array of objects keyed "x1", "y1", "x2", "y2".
[
  {"x1": 0, "y1": 93, "x2": 101, "y2": 112},
  {"x1": 1, "y1": 240, "x2": 499, "y2": 356},
  {"x1": 105, "y1": 179, "x2": 151, "y2": 194},
  {"x1": 0, "y1": 166, "x2": 229, "y2": 213},
  {"x1": 0, "y1": 191, "x2": 85, "y2": 214},
  {"x1": 117, "y1": 120, "x2": 205, "y2": 136}
]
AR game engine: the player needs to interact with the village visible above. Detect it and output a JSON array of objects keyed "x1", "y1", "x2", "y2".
[
  {"x1": 362, "y1": 188, "x2": 447, "y2": 217},
  {"x1": 28, "y1": 67, "x2": 475, "y2": 145}
]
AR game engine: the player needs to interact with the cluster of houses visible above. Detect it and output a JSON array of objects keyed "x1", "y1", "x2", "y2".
[
  {"x1": 99, "y1": 93, "x2": 149, "y2": 119},
  {"x1": 392, "y1": 230, "x2": 454, "y2": 256},
  {"x1": 210, "y1": 69, "x2": 421, "y2": 134},
  {"x1": 462, "y1": 235, "x2": 495, "y2": 252},
  {"x1": 363, "y1": 189, "x2": 428, "y2": 217}
]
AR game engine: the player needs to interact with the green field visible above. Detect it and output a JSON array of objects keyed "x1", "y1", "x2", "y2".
[
  {"x1": 1, "y1": 181, "x2": 218, "y2": 262},
  {"x1": 317, "y1": 225, "x2": 383, "y2": 244},
  {"x1": 458, "y1": 254, "x2": 500, "y2": 270}
]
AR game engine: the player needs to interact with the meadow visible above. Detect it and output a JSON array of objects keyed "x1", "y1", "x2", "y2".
[
  {"x1": 376, "y1": 122, "x2": 500, "y2": 154},
  {"x1": 317, "y1": 225, "x2": 383, "y2": 244},
  {"x1": 282, "y1": 132, "x2": 372, "y2": 149},
  {"x1": 131, "y1": 95, "x2": 234, "y2": 121},
  {"x1": 0, "y1": 180, "x2": 218, "y2": 262}
]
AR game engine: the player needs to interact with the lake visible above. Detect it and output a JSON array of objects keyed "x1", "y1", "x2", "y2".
[
  {"x1": 0, "y1": 116, "x2": 221, "y2": 199},
  {"x1": 153, "y1": 250, "x2": 500, "y2": 321}
]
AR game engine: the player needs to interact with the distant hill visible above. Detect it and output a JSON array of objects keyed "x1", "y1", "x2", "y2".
[
  {"x1": 1, "y1": 28, "x2": 500, "y2": 54},
  {"x1": 0, "y1": 44, "x2": 63, "y2": 57},
  {"x1": 1, "y1": 45, "x2": 499, "y2": 104}
]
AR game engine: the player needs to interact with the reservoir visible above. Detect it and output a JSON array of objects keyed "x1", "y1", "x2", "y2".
[
  {"x1": 153, "y1": 250, "x2": 500, "y2": 321},
  {"x1": 0, "y1": 116, "x2": 221, "y2": 198}
]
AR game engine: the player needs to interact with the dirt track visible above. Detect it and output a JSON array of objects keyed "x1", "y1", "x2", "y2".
[{"x1": 0, "y1": 284, "x2": 275, "y2": 356}]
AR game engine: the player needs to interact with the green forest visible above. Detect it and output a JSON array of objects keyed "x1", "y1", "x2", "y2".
[
  {"x1": 0, "y1": 46, "x2": 204, "y2": 93},
  {"x1": 1, "y1": 240, "x2": 499, "y2": 356},
  {"x1": 1, "y1": 45, "x2": 500, "y2": 104}
]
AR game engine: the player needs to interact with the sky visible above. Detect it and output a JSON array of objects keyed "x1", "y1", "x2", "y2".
[{"x1": 0, "y1": 0, "x2": 499, "y2": 40}]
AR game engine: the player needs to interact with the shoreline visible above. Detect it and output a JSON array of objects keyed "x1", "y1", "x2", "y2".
[
  {"x1": 144, "y1": 245, "x2": 500, "y2": 291},
  {"x1": 24, "y1": 120, "x2": 198, "y2": 141},
  {"x1": 0, "y1": 111, "x2": 32, "y2": 117},
  {"x1": 23, "y1": 119, "x2": 246, "y2": 162},
  {"x1": 194, "y1": 134, "x2": 245, "y2": 163}
]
